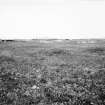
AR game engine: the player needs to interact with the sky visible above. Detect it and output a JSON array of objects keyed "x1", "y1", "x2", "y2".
[{"x1": 0, "y1": 0, "x2": 105, "y2": 39}]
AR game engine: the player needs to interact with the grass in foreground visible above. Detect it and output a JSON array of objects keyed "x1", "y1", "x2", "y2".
[{"x1": 0, "y1": 40, "x2": 105, "y2": 105}]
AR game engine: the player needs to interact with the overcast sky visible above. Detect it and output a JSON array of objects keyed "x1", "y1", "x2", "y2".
[{"x1": 0, "y1": 0, "x2": 105, "y2": 39}]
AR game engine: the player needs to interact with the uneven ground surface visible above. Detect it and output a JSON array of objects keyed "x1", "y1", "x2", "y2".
[{"x1": 0, "y1": 39, "x2": 105, "y2": 105}]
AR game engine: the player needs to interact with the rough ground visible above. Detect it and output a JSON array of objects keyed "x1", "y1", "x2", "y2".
[{"x1": 0, "y1": 39, "x2": 105, "y2": 105}]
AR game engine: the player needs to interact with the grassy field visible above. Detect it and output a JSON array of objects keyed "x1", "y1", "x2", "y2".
[{"x1": 0, "y1": 39, "x2": 105, "y2": 105}]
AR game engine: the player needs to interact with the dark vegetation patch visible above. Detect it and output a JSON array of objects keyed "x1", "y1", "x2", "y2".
[
  {"x1": 86, "y1": 47, "x2": 105, "y2": 55},
  {"x1": 35, "y1": 48, "x2": 71, "y2": 57},
  {"x1": 1, "y1": 40, "x2": 15, "y2": 42},
  {"x1": 0, "y1": 56, "x2": 16, "y2": 63},
  {"x1": 46, "y1": 48, "x2": 71, "y2": 56}
]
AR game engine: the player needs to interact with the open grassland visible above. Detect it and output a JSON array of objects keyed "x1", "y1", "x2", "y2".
[{"x1": 0, "y1": 39, "x2": 105, "y2": 105}]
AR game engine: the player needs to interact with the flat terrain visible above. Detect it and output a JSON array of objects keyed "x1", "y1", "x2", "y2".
[{"x1": 0, "y1": 39, "x2": 105, "y2": 105}]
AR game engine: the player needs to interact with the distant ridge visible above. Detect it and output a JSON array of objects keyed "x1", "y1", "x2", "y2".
[{"x1": 0, "y1": 39, "x2": 105, "y2": 44}]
